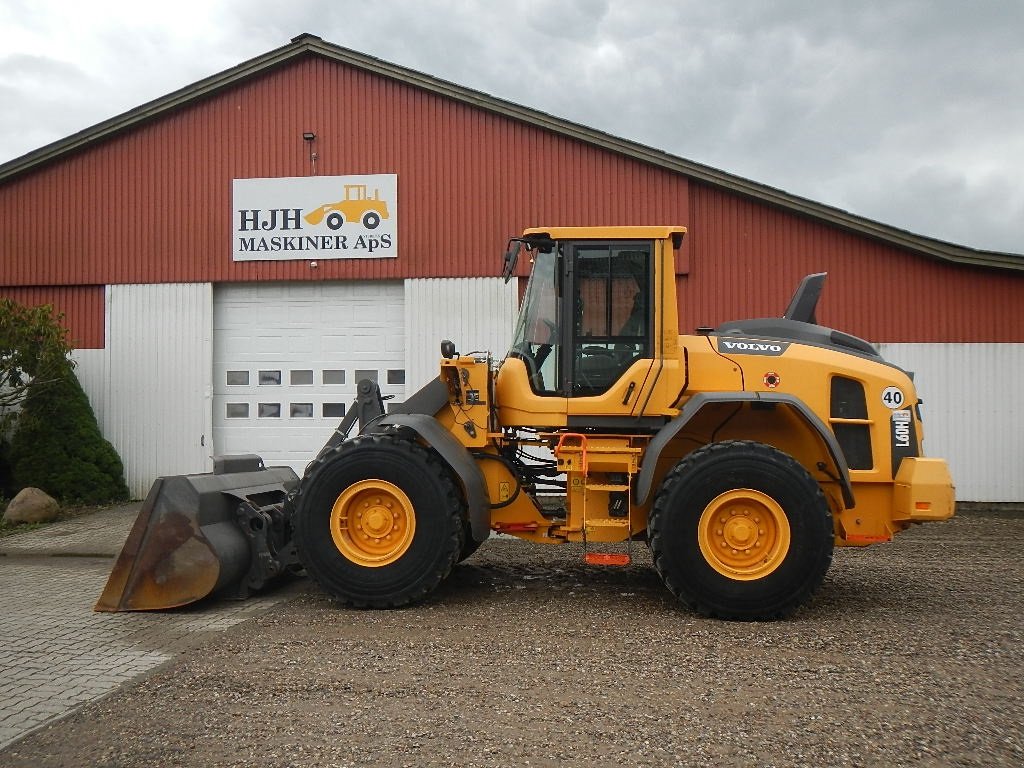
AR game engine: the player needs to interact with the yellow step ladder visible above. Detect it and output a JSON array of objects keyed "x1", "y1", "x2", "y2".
[{"x1": 554, "y1": 433, "x2": 638, "y2": 566}]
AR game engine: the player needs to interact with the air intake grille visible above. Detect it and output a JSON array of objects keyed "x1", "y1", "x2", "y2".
[{"x1": 830, "y1": 377, "x2": 872, "y2": 470}]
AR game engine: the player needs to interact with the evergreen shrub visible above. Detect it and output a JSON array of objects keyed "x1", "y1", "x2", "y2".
[{"x1": 8, "y1": 360, "x2": 129, "y2": 504}]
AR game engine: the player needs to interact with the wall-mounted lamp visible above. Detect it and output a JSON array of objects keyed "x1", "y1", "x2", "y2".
[{"x1": 302, "y1": 131, "x2": 318, "y2": 175}]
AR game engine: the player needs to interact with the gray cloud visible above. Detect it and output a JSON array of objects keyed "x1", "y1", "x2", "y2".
[{"x1": 0, "y1": 53, "x2": 95, "y2": 149}]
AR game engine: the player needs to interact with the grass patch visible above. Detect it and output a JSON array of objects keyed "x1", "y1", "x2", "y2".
[{"x1": 0, "y1": 519, "x2": 47, "y2": 538}]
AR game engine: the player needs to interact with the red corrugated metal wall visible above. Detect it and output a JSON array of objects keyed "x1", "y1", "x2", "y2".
[
  {"x1": 683, "y1": 183, "x2": 1024, "y2": 342},
  {"x1": 2, "y1": 52, "x2": 1022, "y2": 345},
  {"x1": 0, "y1": 55, "x2": 687, "y2": 287},
  {"x1": 0, "y1": 285, "x2": 105, "y2": 348}
]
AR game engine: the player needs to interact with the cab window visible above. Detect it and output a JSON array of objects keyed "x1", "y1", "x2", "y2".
[
  {"x1": 508, "y1": 248, "x2": 561, "y2": 394},
  {"x1": 572, "y1": 244, "x2": 650, "y2": 396}
]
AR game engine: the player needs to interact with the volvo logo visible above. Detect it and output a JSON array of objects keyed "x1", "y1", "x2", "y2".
[{"x1": 717, "y1": 338, "x2": 790, "y2": 356}]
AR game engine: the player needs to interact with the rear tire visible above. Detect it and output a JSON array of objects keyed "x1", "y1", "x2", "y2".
[
  {"x1": 292, "y1": 434, "x2": 465, "y2": 607},
  {"x1": 648, "y1": 440, "x2": 833, "y2": 620}
]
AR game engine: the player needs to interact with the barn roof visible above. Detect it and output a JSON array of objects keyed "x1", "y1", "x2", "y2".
[{"x1": 1, "y1": 32, "x2": 1019, "y2": 271}]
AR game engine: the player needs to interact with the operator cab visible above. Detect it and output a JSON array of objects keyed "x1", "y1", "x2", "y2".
[
  {"x1": 506, "y1": 234, "x2": 652, "y2": 397},
  {"x1": 498, "y1": 227, "x2": 686, "y2": 426}
]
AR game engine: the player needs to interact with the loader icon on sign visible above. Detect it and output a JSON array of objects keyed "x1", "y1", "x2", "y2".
[{"x1": 305, "y1": 184, "x2": 390, "y2": 230}]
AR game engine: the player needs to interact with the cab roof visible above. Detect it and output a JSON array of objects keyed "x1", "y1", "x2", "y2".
[{"x1": 522, "y1": 226, "x2": 687, "y2": 242}]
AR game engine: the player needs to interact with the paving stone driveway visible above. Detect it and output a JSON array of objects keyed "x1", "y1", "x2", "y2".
[{"x1": 0, "y1": 505, "x2": 299, "y2": 749}]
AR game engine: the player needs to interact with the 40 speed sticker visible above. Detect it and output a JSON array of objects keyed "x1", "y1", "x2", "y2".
[{"x1": 881, "y1": 386, "x2": 905, "y2": 409}]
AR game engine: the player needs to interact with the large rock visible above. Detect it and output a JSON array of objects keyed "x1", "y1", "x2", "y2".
[{"x1": 3, "y1": 487, "x2": 60, "y2": 524}]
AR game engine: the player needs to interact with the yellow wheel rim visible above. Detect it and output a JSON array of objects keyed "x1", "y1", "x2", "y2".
[
  {"x1": 697, "y1": 489, "x2": 791, "y2": 580},
  {"x1": 330, "y1": 480, "x2": 416, "y2": 567}
]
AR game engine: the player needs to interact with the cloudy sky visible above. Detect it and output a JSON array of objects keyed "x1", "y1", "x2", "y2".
[{"x1": 1, "y1": 0, "x2": 1021, "y2": 253}]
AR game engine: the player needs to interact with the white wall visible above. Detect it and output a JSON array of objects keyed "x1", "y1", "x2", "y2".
[
  {"x1": 403, "y1": 277, "x2": 520, "y2": 393},
  {"x1": 74, "y1": 284, "x2": 213, "y2": 499},
  {"x1": 878, "y1": 343, "x2": 1023, "y2": 503}
]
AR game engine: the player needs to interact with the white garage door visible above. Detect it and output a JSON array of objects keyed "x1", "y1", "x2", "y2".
[{"x1": 213, "y1": 281, "x2": 405, "y2": 475}]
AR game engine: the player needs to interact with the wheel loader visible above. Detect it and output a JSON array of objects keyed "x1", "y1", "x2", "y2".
[{"x1": 96, "y1": 226, "x2": 954, "y2": 620}]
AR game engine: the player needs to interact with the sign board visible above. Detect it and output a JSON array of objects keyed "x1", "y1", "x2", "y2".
[{"x1": 232, "y1": 174, "x2": 397, "y2": 261}]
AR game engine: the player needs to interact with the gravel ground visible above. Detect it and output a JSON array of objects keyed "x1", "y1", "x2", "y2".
[{"x1": 3, "y1": 512, "x2": 1022, "y2": 768}]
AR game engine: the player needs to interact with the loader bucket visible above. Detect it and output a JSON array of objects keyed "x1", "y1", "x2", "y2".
[{"x1": 95, "y1": 457, "x2": 299, "y2": 612}]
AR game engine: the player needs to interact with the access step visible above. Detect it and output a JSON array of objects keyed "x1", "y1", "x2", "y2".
[
  {"x1": 584, "y1": 552, "x2": 632, "y2": 566},
  {"x1": 583, "y1": 483, "x2": 631, "y2": 493}
]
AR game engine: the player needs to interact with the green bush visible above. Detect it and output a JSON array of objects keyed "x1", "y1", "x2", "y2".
[{"x1": 8, "y1": 359, "x2": 129, "y2": 504}]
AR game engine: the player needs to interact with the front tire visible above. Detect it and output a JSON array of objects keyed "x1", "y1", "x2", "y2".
[
  {"x1": 457, "y1": 520, "x2": 484, "y2": 562},
  {"x1": 292, "y1": 434, "x2": 465, "y2": 607},
  {"x1": 648, "y1": 440, "x2": 833, "y2": 620}
]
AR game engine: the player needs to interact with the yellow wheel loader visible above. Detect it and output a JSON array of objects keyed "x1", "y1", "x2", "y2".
[
  {"x1": 303, "y1": 184, "x2": 390, "y2": 230},
  {"x1": 97, "y1": 226, "x2": 954, "y2": 620}
]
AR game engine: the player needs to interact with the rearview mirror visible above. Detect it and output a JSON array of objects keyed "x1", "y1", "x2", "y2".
[{"x1": 501, "y1": 242, "x2": 520, "y2": 283}]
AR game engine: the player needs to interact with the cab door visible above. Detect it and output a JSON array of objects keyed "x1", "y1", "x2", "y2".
[{"x1": 564, "y1": 241, "x2": 659, "y2": 422}]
